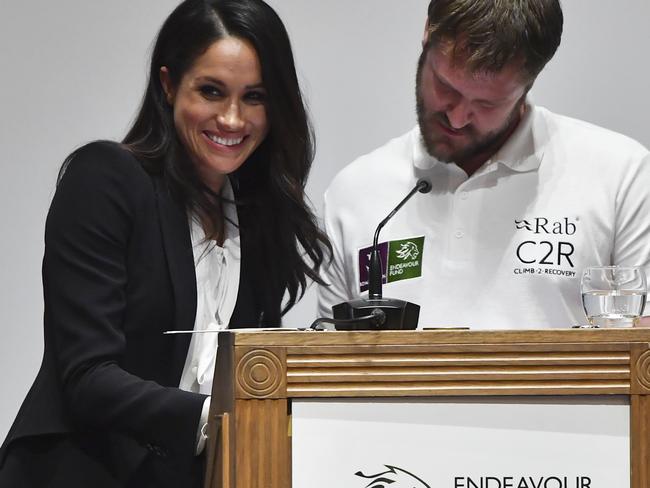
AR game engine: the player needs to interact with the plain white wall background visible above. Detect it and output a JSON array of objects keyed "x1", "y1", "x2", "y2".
[{"x1": 0, "y1": 0, "x2": 648, "y2": 441}]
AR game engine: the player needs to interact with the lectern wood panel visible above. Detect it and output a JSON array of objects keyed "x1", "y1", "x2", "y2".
[
  {"x1": 286, "y1": 347, "x2": 631, "y2": 397},
  {"x1": 631, "y1": 395, "x2": 650, "y2": 487},
  {"x1": 205, "y1": 329, "x2": 650, "y2": 488},
  {"x1": 234, "y1": 399, "x2": 290, "y2": 488}
]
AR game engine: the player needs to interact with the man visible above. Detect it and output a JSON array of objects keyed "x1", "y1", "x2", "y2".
[{"x1": 317, "y1": 0, "x2": 650, "y2": 329}]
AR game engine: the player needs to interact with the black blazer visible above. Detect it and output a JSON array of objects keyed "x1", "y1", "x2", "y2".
[{"x1": 0, "y1": 142, "x2": 278, "y2": 487}]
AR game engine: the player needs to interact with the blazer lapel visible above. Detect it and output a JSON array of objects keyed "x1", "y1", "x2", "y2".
[{"x1": 153, "y1": 177, "x2": 197, "y2": 378}]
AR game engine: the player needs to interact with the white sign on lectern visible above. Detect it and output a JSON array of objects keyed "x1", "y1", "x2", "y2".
[{"x1": 292, "y1": 397, "x2": 628, "y2": 487}]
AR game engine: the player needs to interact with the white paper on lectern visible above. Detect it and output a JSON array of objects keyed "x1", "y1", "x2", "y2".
[{"x1": 292, "y1": 397, "x2": 629, "y2": 487}]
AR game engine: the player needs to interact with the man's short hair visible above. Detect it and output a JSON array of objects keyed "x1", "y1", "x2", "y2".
[{"x1": 426, "y1": 0, "x2": 563, "y2": 81}]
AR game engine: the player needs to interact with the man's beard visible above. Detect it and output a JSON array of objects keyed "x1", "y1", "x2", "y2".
[{"x1": 415, "y1": 50, "x2": 523, "y2": 166}]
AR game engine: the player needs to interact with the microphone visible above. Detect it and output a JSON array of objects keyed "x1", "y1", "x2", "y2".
[{"x1": 331, "y1": 178, "x2": 432, "y2": 330}]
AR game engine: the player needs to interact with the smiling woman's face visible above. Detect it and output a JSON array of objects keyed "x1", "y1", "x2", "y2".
[{"x1": 161, "y1": 36, "x2": 269, "y2": 192}]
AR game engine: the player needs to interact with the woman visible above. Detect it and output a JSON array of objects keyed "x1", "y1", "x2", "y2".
[{"x1": 0, "y1": 0, "x2": 329, "y2": 486}]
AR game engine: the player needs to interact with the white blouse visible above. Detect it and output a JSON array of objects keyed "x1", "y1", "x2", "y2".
[{"x1": 178, "y1": 178, "x2": 241, "y2": 395}]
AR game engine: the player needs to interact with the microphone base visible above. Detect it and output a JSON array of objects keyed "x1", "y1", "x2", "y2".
[{"x1": 332, "y1": 297, "x2": 420, "y2": 331}]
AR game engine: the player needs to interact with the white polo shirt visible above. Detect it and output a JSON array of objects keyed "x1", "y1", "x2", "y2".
[{"x1": 317, "y1": 103, "x2": 650, "y2": 329}]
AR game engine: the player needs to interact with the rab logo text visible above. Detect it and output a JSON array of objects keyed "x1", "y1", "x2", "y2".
[
  {"x1": 355, "y1": 465, "x2": 430, "y2": 487},
  {"x1": 515, "y1": 217, "x2": 576, "y2": 235},
  {"x1": 513, "y1": 217, "x2": 579, "y2": 277}
]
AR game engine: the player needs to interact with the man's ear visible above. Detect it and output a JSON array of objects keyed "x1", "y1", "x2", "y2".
[
  {"x1": 159, "y1": 66, "x2": 175, "y2": 105},
  {"x1": 422, "y1": 17, "x2": 431, "y2": 47}
]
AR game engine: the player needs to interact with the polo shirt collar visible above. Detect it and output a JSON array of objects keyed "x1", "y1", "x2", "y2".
[
  {"x1": 491, "y1": 100, "x2": 545, "y2": 173},
  {"x1": 412, "y1": 100, "x2": 547, "y2": 174},
  {"x1": 412, "y1": 127, "x2": 437, "y2": 170}
]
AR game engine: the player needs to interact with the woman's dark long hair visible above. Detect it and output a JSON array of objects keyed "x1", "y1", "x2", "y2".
[{"x1": 123, "y1": 0, "x2": 331, "y2": 323}]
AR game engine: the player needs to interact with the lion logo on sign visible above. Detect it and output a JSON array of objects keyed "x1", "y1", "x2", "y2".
[
  {"x1": 396, "y1": 242, "x2": 419, "y2": 261},
  {"x1": 355, "y1": 465, "x2": 430, "y2": 487}
]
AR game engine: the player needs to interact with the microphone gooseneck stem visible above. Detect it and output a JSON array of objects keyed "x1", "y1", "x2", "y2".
[
  {"x1": 368, "y1": 247, "x2": 383, "y2": 299},
  {"x1": 368, "y1": 179, "x2": 431, "y2": 300}
]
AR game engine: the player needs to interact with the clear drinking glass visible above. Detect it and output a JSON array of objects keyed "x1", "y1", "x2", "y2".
[{"x1": 581, "y1": 266, "x2": 647, "y2": 327}]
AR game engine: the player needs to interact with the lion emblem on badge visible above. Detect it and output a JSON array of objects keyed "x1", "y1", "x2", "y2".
[
  {"x1": 396, "y1": 241, "x2": 419, "y2": 261},
  {"x1": 355, "y1": 465, "x2": 430, "y2": 487}
]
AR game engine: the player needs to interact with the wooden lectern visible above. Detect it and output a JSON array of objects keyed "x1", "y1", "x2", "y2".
[{"x1": 203, "y1": 328, "x2": 650, "y2": 488}]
